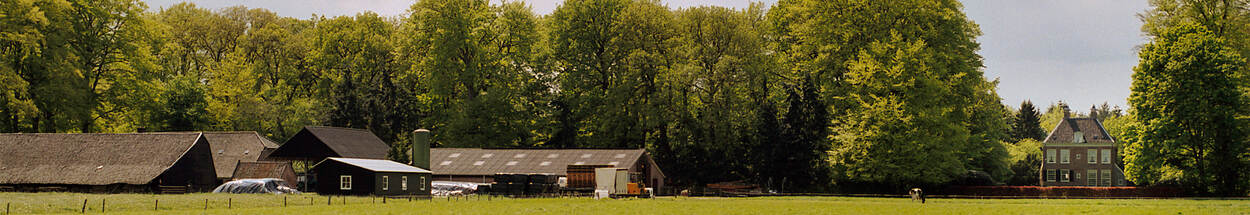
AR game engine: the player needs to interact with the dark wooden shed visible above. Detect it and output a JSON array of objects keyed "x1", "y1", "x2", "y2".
[
  {"x1": 266, "y1": 126, "x2": 390, "y2": 161},
  {"x1": 311, "y1": 158, "x2": 431, "y2": 197}
]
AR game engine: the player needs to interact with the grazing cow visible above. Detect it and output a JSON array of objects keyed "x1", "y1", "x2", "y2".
[
  {"x1": 680, "y1": 189, "x2": 691, "y2": 197},
  {"x1": 909, "y1": 188, "x2": 925, "y2": 203}
]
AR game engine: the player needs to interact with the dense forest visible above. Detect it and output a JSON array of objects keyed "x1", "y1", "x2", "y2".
[{"x1": 2, "y1": 0, "x2": 1248, "y2": 195}]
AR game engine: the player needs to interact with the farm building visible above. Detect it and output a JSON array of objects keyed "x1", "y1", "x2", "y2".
[
  {"x1": 428, "y1": 148, "x2": 665, "y2": 192},
  {"x1": 311, "y1": 157, "x2": 432, "y2": 196},
  {"x1": 0, "y1": 133, "x2": 217, "y2": 193},
  {"x1": 232, "y1": 161, "x2": 298, "y2": 184},
  {"x1": 1040, "y1": 112, "x2": 1127, "y2": 186},
  {"x1": 266, "y1": 126, "x2": 390, "y2": 161},
  {"x1": 198, "y1": 131, "x2": 282, "y2": 183}
]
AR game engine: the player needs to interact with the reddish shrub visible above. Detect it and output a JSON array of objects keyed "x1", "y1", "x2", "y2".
[{"x1": 942, "y1": 186, "x2": 1183, "y2": 198}]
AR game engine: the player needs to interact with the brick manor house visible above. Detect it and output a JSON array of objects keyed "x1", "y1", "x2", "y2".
[{"x1": 1039, "y1": 111, "x2": 1126, "y2": 186}]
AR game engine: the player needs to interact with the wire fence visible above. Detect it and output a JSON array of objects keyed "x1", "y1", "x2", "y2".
[{"x1": 0, "y1": 194, "x2": 514, "y2": 214}]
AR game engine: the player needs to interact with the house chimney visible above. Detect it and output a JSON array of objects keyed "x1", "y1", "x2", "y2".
[
  {"x1": 1063, "y1": 110, "x2": 1070, "y2": 119},
  {"x1": 411, "y1": 129, "x2": 431, "y2": 170}
]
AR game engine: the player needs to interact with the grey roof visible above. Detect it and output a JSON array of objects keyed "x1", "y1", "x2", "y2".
[
  {"x1": 1044, "y1": 117, "x2": 1115, "y2": 143},
  {"x1": 324, "y1": 157, "x2": 431, "y2": 173},
  {"x1": 429, "y1": 148, "x2": 649, "y2": 176},
  {"x1": 268, "y1": 126, "x2": 389, "y2": 160},
  {"x1": 201, "y1": 132, "x2": 279, "y2": 179},
  {"x1": 0, "y1": 133, "x2": 205, "y2": 185}
]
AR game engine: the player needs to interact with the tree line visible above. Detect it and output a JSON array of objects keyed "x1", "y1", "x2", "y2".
[{"x1": 6, "y1": 0, "x2": 1245, "y2": 195}]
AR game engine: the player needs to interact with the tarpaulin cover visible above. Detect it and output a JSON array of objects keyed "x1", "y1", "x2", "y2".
[
  {"x1": 432, "y1": 181, "x2": 478, "y2": 196},
  {"x1": 212, "y1": 178, "x2": 301, "y2": 194}
]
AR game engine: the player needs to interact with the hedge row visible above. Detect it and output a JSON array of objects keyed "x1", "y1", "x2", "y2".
[{"x1": 941, "y1": 186, "x2": 1183, "y2": 198}]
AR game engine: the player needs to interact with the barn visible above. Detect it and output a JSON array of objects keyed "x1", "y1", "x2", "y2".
[
  {"x1": 266, "y1": 126, "x2": 390, "y2": 161},
  {"x1": 199, "y1": 131, "x2": 282, "y2": 183},
  {"x1": 311, "y1": 157, "x2": 432, "y2": 196},
  {"x1": 0, "y1": 133, "x2": 218, "y2": 193},
  {"x1": 232, "y1": 161, "x2": 298, "y2": 184},
  {"x1": 428, "y1": 148, "x2": 665, "y2": 192}
]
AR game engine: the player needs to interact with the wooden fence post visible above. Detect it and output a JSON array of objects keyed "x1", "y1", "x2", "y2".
[
  {"x1": 80, "y1": 199, "x2": 86, "y2": 214},
  {"x1": 284, "y1": 196, "x2": 287, "y2": 207},
  {"x1": 204, "y1": 199, "x2": 208, "y2": 210},
  {"x1": 382, "y1": 197, "x2": 386, "y2": 204},
  {"x1": 228, "y1": 198, "x2": 232, "y2": 209},
  {"x1": 327, "y1": 196, "x2": 331, "y2": 205},
  {"x1": 101, "y1": 199, "x2": 105, "y2": 213},
  {"x1": 154, "y1": 199, "x2": 158, "y2": 211}
]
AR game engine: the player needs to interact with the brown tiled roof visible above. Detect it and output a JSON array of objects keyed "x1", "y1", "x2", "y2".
[
  {"x1": 202, "y1": 132, "x2": 279, "y2": 179},
  {"x1": 1044, "y1": 117, "x2": 1115, "y2": 143},
  {"x1": 0, "y1": 133, "x2": 205, "y2": 185},
  {"x1": 231, "y1": 161, "x2": 296, "y2": 182},
  {"x1": 268, "y1": 126, "x2": 389, "y2": 160},
  {"x1": 429, "y1": 148, "x2": 649, "y2": 176}
]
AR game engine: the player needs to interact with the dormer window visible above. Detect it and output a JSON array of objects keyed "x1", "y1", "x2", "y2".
[{"x1": 1073, "y1": 131, "x2": 1085, "y2": 143}]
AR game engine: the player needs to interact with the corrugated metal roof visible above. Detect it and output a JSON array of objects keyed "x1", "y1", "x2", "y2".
[
  {"x1": 325, "y1": 157, "x2": 431, "y2": 173},
  {"x1": 429, "y1": 148, "x2": 647, "y2": 176}
]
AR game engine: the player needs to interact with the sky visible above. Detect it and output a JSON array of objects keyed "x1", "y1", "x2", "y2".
[{"x1": 143, "y1": 0, "x2": 1152, "y2": 111}]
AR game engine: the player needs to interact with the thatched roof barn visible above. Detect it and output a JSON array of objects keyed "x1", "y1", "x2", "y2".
[
  {"x1": 199, "y1": 132, "x2": 281, "y2": 182},
  {"x1": 232, "y1": 161, "x2": 297, "y2": 184},
  {"x1": 267, "y1": 126, "x2": 390, "y2": 161},
  {"x1": 0, "y1": 133, "x2": 218, "y2": 193}
]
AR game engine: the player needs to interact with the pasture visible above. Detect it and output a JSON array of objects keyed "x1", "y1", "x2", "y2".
[{"x1": 0, "y1": 192, "x2": 1247, "y2": 214}]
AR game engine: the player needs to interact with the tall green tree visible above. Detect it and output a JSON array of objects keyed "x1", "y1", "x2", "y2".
[
  {"x1": 1124, "y1": 23, "x2": 1247, "y2": 195},
  {"x1": 403, "y1": 0, "x2": 541, "y2": 148},
  {"x1": 1010, "y1": 100, "x2": 1047, "y2": 141},
  {"x1": 769, "y1": 0, "x2": 1010, "y2": 189}
]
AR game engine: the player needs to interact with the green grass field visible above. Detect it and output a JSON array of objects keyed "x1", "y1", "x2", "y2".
[{"x1": 1, "y1": 192, "x2": 1247, "y2": 214}]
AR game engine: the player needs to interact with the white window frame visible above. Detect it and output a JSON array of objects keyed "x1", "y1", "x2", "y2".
[
  {"x1": 1101, "y1": 170, "x2": 1112, "y2": 186},
  {"x1": 402, "y1": 176, "x2": 409, "y2": 191},
  {"x1": 1059, "y1": 149, "x2": 1070, "y2": 164},
  {"x1": 340, "y1": 175, "x2": 352, "y2": 190},
  {"x1": 420, "y1": 176, "x2": 427, "y2": 191},
  {"x1": 1101, "y1": 149, "x2": 1112, "y2": 164},
  {"x1": 1045, "y1": 169, "x2": 1056, "y2": 182},
  {"x1": 1073, "y1": 131, "x2": 1084, "y2": 143},
  {"x1": 1087, "y1": 149, "x2": 1098, "y2": 164},
  {"x1": 1060, "y1": 169, "x2": 1070, "y2": 182},
  {"x1": 1087, "y1": 169, "x2": 1098, "y2": 186},
  {"x1": 382, "y1": 175, "x2": 389, "y2": 191},
  {"x1": 1046, "y1": 149, "x2": 1056, "y2": 163}
]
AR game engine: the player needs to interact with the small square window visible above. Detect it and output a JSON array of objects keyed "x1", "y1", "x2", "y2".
[
  {"x1": 382, "y1": 176, "x2": 389, "y2": 191},
  {"x1": 1060, "y1": 169, "x2": 1070, "y2": 182},
  {"x1": 340, "y1": 175, "x2": 352, "y2": 190}
]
